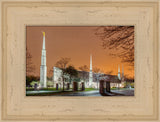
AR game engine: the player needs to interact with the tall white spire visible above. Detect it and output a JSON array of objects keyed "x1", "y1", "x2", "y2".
[
  {"x1": 40, "y1": 32, "x2": 47, "y2": 88},
  {"x1": 89, "y1": 54, "x2": 93, "y2": 87},
  {"x1": 42, "y1": 32, "x2": 45, "y2": 50},
  {"x1": 118, "y1": 65, "x2": 121, "y2": 80},
  {"x1": 90, "y1": 54, "x2": 92, "y2": 71}
]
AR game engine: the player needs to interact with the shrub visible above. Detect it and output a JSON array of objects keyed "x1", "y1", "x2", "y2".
[{"x1": 30, "y1": 81, "x2": 39, "y2": 87}]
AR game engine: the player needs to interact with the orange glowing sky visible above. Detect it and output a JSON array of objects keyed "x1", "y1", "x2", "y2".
[{"x1": 26, "y1": 26, "x2": 134, "y2": 78}]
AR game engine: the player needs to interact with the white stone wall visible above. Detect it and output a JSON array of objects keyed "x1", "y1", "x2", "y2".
[{"x1": 53, "y1": 67, "x2": 63, "y2": 83}]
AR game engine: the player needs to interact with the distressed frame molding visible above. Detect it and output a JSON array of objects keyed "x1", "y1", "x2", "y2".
[{"x1": 0, "y1": 0, "x2": 159, "y2": 121}]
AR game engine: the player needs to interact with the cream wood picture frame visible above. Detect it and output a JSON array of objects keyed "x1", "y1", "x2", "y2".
[{"x1": 0, "y1": 0, "x2": 159, "y2": 121}]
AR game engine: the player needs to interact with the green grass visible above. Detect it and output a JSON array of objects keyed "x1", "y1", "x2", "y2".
[
  {"x1": 26, "y1": 87, "x2": 97, "y2": 96},
  {"x1": 84, "y1": 88, "x2": 97, "y2": 91},
  {"x1": 26, "y1": 87, "x2": 58, "y2": 91},
  {"x1": 26, "y1": 87, "x2": 97, "y2": 91},
  {"x1": 111, "y1": 87, "x2": 132, "y2": 90}
]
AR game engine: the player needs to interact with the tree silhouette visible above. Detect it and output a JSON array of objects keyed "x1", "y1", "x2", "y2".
[
  {"x1": 48, "y1": 66, "x2": 54, "y2": 78},
  {"x1": 95, "y1": 26, "x2": 134, "y2": 66},
  {"x1": 79, "y1": 65, "x2": 89, "y2": 72},
  {"x1": 55, "y1": 57, "x2": 71, "y2": 91},
  {"x1": 93, "y1": 67, "x2": 101, "y2": 73},
  {"x1": 65, "y1": 65, "x2": 78, "y2": 83},
  {"x1": 79, "y1": 65, "x2": 89, "y2": 83},
  {"x1": 55, "y1": 57, "x2": 71, "y2": 69},
  {"x1": 105, "y1": 70, "x2": 113, "y2": 75},
  {"x1": 26, "y1": 48, "x2": 35, "y2": 76}
]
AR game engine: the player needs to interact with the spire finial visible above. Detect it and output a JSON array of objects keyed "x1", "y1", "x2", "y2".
[
  {"x1": 42, "y1": 32, "x2": 45, "y2": 50},
  {"x1": 42, "y1": 32, "x2": 45, "y2": 36}
]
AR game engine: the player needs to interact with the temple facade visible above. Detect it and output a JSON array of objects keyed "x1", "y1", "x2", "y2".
[{"x1": 52, "y1": 54, "x2": 127, "y2": 89}]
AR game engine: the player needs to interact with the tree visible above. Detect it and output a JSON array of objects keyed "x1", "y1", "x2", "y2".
[
  {"x1": 26, "y1": 75, "x2": 39, "y2": 86},
  {"x1": 55, "y1": 57, "x2": 71, "y2": 91},
  {"x1": 79, "y1": 65, "x2": 89, "y2": 72},
  {"x1": 48, "y1": 66, "x2": 54, "y2": 80},
  {"x1": 55, "y1": 57, "x2": 71, "y2": 69},
  {"x1": 65, "y1": 65, "x2": 78, "y2": 84},
  {"x1": 95, "y1": 26, "x2": 134, "y2": 66},
  {"x1": 79, "y1": 65, "x2": 89, "y2": 83},
  {"x1": 26, "y1": 48, "x2": 35, "y2": 76},
  {"x1": 47, "y1": 81, "x2": 54, "y2": 87},
  {"x1": 105, "y1": 70, "x2": 113, "y2": 75},
  {"x1": 30, "y1": 81, "x2": 39, "y2": 87},
  {"x1": 93, "y1": 67, "x2": 101, "y2": 73},
  {"x1": 93, "y1": 67, "x2": 101, "y2": 89}
]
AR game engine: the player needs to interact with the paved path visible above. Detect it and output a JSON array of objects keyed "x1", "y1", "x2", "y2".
[
  {"x1": 26, "y1": 89, "x2": 134, "y2": 96},
  {"x1": 54, "y1": 90, "x2": 101, "y2": 96},
  {"x1": 26, "y1": 90, "x2": 60, "y2": 94},
  {"x1": 54, "y1": 89, "x2": 134, "y2": 96},
  {"x1": 111, "y1": 88, "x2": 134, "y2": 96},
  {"x1": 26, "y1": 90, "x2": 101, "y2": 96}
]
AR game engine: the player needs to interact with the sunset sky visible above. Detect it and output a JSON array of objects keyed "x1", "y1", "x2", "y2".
[{"x1": 26, "y1": 26, "x2": 134, "y2": 78}]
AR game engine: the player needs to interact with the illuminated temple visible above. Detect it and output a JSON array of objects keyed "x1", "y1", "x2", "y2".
[
  {"x1": 52, "y1": 55, "x2": 127, "y2": 89},
  {"x1": 39, "y1": 32, "x2": 131, "y2": 89}
]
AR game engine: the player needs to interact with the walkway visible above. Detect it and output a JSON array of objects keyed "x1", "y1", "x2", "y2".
[
  {"x1": 111, "y1": 88, "x2": 134, "y2": 96},
  {"x1": 55, "y1": 90, "x2": 101, "y2": 96},
  {"x1": 26, "y1": 89, "x2": 134, "y2": 96}
]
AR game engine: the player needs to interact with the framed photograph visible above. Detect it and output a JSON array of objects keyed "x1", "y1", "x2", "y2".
[
  {"x1": 0, "y1": 0, "x2": 159, "y2": 121},
  {"x1": 26, "y1": 26, "x2": 134, "y2": 97}
]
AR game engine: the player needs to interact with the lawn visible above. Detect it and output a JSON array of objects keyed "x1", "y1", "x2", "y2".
[
  {"x1": 84, "y1": 88, "x2": 97, "y2": 91},
  {"x1": 26, "y1": 87, "x2": 97, "y2": 91},
  {"x1": 26, "y1": 87, "x2": 97, "y2": 96},
  {"x1": 26, "y1": 87, "x2": 57, "y2": 91}
]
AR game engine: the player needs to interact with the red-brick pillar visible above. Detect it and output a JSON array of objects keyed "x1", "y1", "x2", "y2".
[
  {"x1": 56, "y1": 83, "x2": 59, "y2": 90},
  {"x1": 67, "y1": 83, "x2": 70, "y2": 90},
  {"x1": 99, "y1": 80, "x2": 104, "y2": 95},
  {"x1": 106, "y1": 82, "x2": 110, "y2": 92},
  {"x1": 73, "y1": 82, "x2": 78, "y2": 91},
  {"x1": 81, "y1": 82, "x2": 85, "y2": 91}
]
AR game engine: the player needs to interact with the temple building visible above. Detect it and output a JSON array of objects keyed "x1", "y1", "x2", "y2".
[
  {"x1": 52, "y1": 54, "x2": 129, "y2": 89},
  {"x1": 38, "y1": 33, "x2": 133, "y2": 89}
]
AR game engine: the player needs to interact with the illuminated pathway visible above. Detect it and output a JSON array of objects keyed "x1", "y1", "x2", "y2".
[{"x1": 26, "y1": 89, "x2": 134, "y2": 96}]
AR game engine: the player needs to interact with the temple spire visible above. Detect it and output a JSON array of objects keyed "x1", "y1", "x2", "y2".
[
  {"x1": 118, "y1": 65, "x2": 121, "y2": 80},
  {"x1": 89, "y1": 54, "x2": 93, "y2": 87},
  {"x1": 42, "y1": 32, "x2": 45, "y2": 50},
  {"x1": 40, "y1": 32, "x2": 47, "y2": 88},
  {"x1": 90, "y1": 54, "x2": 92, "y2": 71}
]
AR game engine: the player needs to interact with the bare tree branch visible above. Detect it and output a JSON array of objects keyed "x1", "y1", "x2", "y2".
[
  {"x1": 95, "y1": 26, "x2": 134, "y2": 66},
  {"x1": 55, "y1": 57, "x2": 71, "y2": 69},
  {"x1": 79, "y1": 65, "x2": 89, "y2": 72}
]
